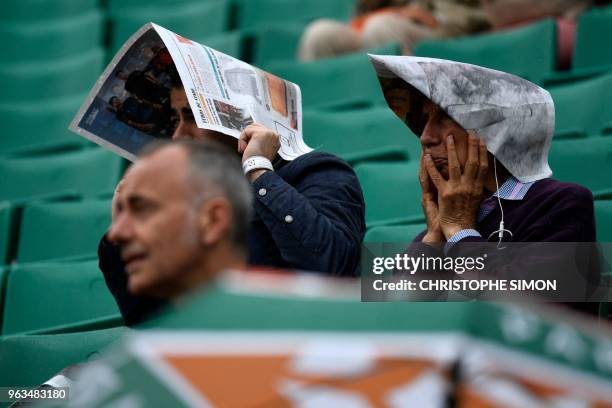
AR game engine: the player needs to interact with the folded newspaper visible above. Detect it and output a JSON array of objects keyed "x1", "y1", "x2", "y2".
[{"x1": 70, "y1": 23, "x2": 312, "y2": 161}]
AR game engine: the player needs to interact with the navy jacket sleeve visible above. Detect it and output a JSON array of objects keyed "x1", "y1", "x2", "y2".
[{"x1": 251, "y1": 152, "x2": 366, "y2": 276}]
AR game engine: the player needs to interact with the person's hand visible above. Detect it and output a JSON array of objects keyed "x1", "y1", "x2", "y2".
[
  {"x1": 419, "y1": 151, "x2": 445, "y2": 244},
  {"x1": 238, "y1": 123, "x2": 280, "y2": 182},
  {"x1": 424, "y1": 133, "x2": 488, "y2": 240}
]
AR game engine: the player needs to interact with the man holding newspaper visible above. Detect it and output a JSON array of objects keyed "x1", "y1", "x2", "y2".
[{"x1": 73, "y1": 25, "x2": 366, "y2": 324}]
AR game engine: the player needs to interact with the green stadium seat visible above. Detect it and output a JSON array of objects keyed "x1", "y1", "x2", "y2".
[
  {"x1": 249, "y1": 23, "x2": 305, "y2": 68},
  {"x1": 236, "y1": 0, "x2": 354, "y2": 30},
  {"x1": 0, "y1": 0, "x2": 99, "y2": 22},
  {"x1": 0, "y1": 93, "x2": 88, "y2": 155},
  {"x1": 0, "y1": 266, "x2": 7, "y2": 330},
  {"x1": 0, "y1": 10, "x2": 104, "y2": 63},
  {"x1": 303, "y1": 106, "x2": 420, "y2": 165},
  {"x1": 415, "y1": 19, "x2": 556, "y2": 85},
  {"x1": 572, "y1": 6, "x2": 612, "y2": 75},
  {"x1": 364, "y1": 223, "x2": 426, "y2": 243},
  {"x1": 0, "y1": 203, "x2": 18, "y2": 265},
  {"x1": 354, "y1": 161, "x2": 423, "y2": 227},
  {"x1": 549, "y1": 72, "x2": 612, "y2": 138},
  {"x1": 108, "y1": 0, "x2": 194, "y2": 11},
  {"x1": 595, "y1": 200, "x2": 612, "y2": 242},
  {"x1": 549, "y1": 137, "x2": 612, "y2": 199},
  {"x1": 198, "y1": 31, "x2": 244, "y2": 59},
  {"x1": 2, "y1": 261, "x2": 121, "y2": 335},
  {"x1": 110, "y1": 1, "x2": 231, "y2": 53},
  {"x1": 0, "y1": 48, "x2": 104, "y2": 103},
  {"x1": 16, "y1": 199, "x2": 111, "y2": 263},
  {"x1": 0, "y1": 148, "x2": 123, "y2": 203},
  {"x1": 0, "y1": 327, "x2": 127, "y2": 387},
  {"x1": 267, "y1": 43, "x2": 400, "y2": 110}
]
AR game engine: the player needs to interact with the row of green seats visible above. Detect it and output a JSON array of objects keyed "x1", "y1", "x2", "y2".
[
  {"x1": 234, "y1": 0, "x2": 354, "y2": 30},
  {"x1": 267, "y1": 42, "x2": 400, "y2": 109},
  {"x1": 109, "y1": 0, "x2": 232, "y2": 53},
  {"x1": 1, "y1": 0, "x2": 99, "y2": 22},
  {"x1": 0, "y1": 93, "x2": 89, "y2": 155},
  {"x1": 355, "y1": 137, "x2": 612, "y2": 226},
  {"x1": 0, "y1": 148, "x2": 122, "y2": 204},
  {"x1": 1, "y1": 260, "x2": 121, "y2": 336},
  {"x1": 415, "y1": 19, "x2": 557, "y2": 85},
  {"x1": 17, "y1": 199, "x2": 111, "y2": 263},
  {"x1": 0, "y1": 49, "x2": 104, "y2": 104},
  {"x1": 363, "y1": 200, "x2": 612, "y2": 243},
  {"x1": 0, "y1": 198, "x2": 111, "y2": 265},
  {"x1": 572, "y1": 6, "x2": 612, "y2": 75},
  {"x1": 550, "y1": 71, "x2": 612, "y2": 138},
  {"x1": 0, "y1": 327, "x2": 127, "y2": 388},
  {"x1": 303, "y1": 106, "x2": 419, "y2": 165},
  {"x1": 0, "y1": 10, "x2": 104, "y2": 63}
]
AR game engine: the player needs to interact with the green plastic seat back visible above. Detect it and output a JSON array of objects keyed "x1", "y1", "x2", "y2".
[
  {"x1": 573, "y1": 6, "x2": 612, "y2": 73},
  {"x1": 0, "y1": 327, "x2": 127, "y2": 387},
  {"x1": 0, "y1": 0, "x2": 99, "y2": 21},
  {"x1": 548, "y1": 137, "x2": 612, "y2": 198},
  {"x1": 267, "y1": 43, "x2": 400, "y2": 109},
  {"x1": 0, "y1": 148, "x2": 123, "y2": 202},
  {"x1": 0, "y1": 93, "x2": 88, "y2": 155},
  {"x1": 250, "y1": 23, "x2": 306, "y2": 68},
  {"x1": 17, "y1": 199, "x2": 111, "y2": 263},
  {"x1": 354, "y1": 161, "x2": 423, "y2": 227},
  {"x1": 236, "y1": 0, "x2": 354, "y2": 30},
  {"x1": 364, "y1": 223, "x2": 426, "y2": 243},
  {"x1": 2, "y1": 261, "x2": 121, "y2": 335},
  {"x1": 549, "y1": 72, "x2": 612, "y2": 138},
  {"x1": 595, "y1": 201, "x2": 612, "y2": 242},
  {"x1": 415, "y1": 19, "x2": 556, "y2": 84},
  {"x1": 198, "y1": 31, "x2": 243, "y2": 59},
  {"x1": 110, "y1": 1, "x2": 230, "y2": 53},
  {"x1": 303, "y1": 106, "x2": 420, "y2": 164},
  {"x1": 0, "y1": 48, "x2": 104, "y2": 104},
  {"x1": 0, "y1": 11, "x2": 104, "y2": 63}
]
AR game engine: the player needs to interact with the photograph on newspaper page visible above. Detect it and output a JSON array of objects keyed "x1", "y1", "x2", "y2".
[{"x1": 69, "y1": 23, "x2": 311, "y2": 161}]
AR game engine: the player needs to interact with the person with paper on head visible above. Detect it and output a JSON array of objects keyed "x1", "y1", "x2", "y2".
[{"x1": 368, "y1": 55, "x2": 600, "y2": 311}]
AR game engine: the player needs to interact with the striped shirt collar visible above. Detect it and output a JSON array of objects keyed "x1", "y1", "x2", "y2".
[{"x1": 491, "y1": 176, "x2": 535, "y2": 200}]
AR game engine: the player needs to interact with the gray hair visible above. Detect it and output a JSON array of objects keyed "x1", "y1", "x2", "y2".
[{"x1": 139, "y1": 139, "x2": 253, "y2": 252}]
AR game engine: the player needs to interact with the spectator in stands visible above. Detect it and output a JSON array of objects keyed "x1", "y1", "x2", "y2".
[
  {"x1": 372, "y1": 56, "x2": 599, "y2": 311},
  {"x1": 298, "y1": 0, "x2": 489, "y2": 61},
  {"x1": 99, "y1": 69, "x2": 366, "y2": 325}
]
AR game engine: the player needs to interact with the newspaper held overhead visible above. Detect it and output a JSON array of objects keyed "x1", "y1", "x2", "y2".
[{"x1": 70, "y1": 23, "x2": 312, "y2": 161}]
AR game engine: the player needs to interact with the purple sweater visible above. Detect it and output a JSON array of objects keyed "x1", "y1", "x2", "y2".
[{"x1": 404, "y1": 178, "x2": 600, "y2": 314}]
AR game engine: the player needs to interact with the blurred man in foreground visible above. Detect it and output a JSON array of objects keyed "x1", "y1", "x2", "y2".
[{"x1": 107, "y1": 140, "x2": 251, "y2": 299}]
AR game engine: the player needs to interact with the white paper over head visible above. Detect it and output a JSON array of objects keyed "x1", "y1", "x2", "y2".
[
  {"x1": 70, "y1": 23, "x2": 311, "y2": 161},
  {"x1": 369, "y1": 55, "x2": 555, "y2": 183}
]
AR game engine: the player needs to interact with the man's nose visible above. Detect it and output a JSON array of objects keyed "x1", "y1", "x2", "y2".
[
  {"x1": 107, "y1": 213, "x2": 132, "y2": 245},
  {"x1": 420, "y1": 119, "x2": 441, "y2": 148},
  {"x1": 172, "y1": 119, "x2": 189, "y2": 140}
]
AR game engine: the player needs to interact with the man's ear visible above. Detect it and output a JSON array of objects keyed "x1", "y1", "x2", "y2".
[{"x1": 198, "y1": 197, "x2": 232, "y2": 247}]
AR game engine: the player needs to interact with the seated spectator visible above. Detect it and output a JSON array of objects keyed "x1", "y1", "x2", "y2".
[
  {"x1": 99, "y1": 69, "x2": 366, "y2": 325},
  {"x1": 298, "y1": 0, "x2": 489, "y2": 61},
  {"x1": 371, "y1": 56, "x2": 599, "y2": 311}
]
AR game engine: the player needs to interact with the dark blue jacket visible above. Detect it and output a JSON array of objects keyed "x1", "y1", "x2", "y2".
[{"x1": 99, "y1": 151, "x2": 366, "y2": 325}]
